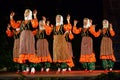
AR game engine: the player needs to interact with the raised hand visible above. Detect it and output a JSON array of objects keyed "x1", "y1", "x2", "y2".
[
  {"x1": 109, "y1": 23, "x2": 113, "y2": 30},
  {"x1": 7, "y1": 24, "x2": 11, "y2": 30},
  {"x1": 10, "y1": 12, "x2": 15, "y2": 19},
  {"x1": 42, "y1": 16, "x2": 46, "y2": 21},
  {"x1": 33, "y1": 9, "x2": 37, "y2": 15},
  {"x1": 74, "y1": 20, "x2": 78, "y2": 26},
  {"x1": 67, "y1": 14, "x2": 70, "y2": 23}
]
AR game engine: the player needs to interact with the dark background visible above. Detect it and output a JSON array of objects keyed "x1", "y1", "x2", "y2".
[{"x1": 0, "y1": 0, "x2": 120, "y2": 70}]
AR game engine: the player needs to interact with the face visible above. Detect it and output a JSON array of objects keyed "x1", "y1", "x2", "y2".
[
  {"x1": 67, "y1": 15, "x2": 70, "y2": 20},
  {"x1": 39, "y1": 20, "x2": 44, "y2": 27},
  {"x1": 103, "y1": 20, "x2": 108, "y2": 28},
  {"x1": 56, "y1": 15, "x2": 61, "y2": 23},
  {"x1": 83, "y1": 18, "x2": 88, "y2": 26},
  {"x1": 24, "y1": 10, "x2": 30, "y2": 17}
]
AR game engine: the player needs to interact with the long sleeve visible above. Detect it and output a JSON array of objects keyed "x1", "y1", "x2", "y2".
[
  {"x1": 31, "y1": 18, "x2": 38, "y2": 28},
  {"x1": 6, "y1": 29, "x2": 13, "y2": 37},
  {"x1": 10, "y1": 20, "x2": 21, "y2": 29},
  {"x1": 64, "y1": 23, "x2": 74, "y2": 40},
  {"x1": 89, "y1": 25, "x2": 101, "y2": 37},
  {"x1": 64, "y1": 23, "x2": 72, "y2": 32},
  {"x1": 110, "y1": 29, "x2": 115, "y2": 37},
  {"x1": 73, "y1": 26, "x2": 81, "y2": 34},
  {"x1": 32, "y1": 29, "x2": 38, "y2": 35},
  {"x1": 45, "y1": 25, "x2": 53, "y2": 35},
  {"x1": 69, "y1": 32, "x2": 74, "y2": 40}
]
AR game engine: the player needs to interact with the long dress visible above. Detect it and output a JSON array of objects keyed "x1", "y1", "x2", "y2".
[
  {"x1": 36, "y1": 30, "x2": 52, "y2": 63},
  {"x1": 73, "y1": 25, "x2": 100, "y2": 70},
  {"x1": 6, "y1": 29, "x2": 20, "y2": 62},
  {"x1": 10, "y1": 19, "x2": 38, "y2": 63},
  {"x1": 100, "y1": 29, "x2": 116, "y2": 61},
  {"x1": 80, "y1": 28, "x2": 96, "y2": 63},
  {"x1": 53, "y1": 25, "x2": 74, "y2": 67},
  {"x1": 64, "y1": 23, "x2": 74, "y2": 58}
]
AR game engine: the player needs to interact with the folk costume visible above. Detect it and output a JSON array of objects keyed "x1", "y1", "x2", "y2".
[
  {"x1": 10, "y1": 9, "x2": 38, "y2": 74},
  {"x1": 73, "y1": 18, "x2": 101, "y2": 71},
  {"x1": 100, "y1": 19, "x2": 116, "y2": 71},
  {"x1": 34, "y1": 20, "x2": 52, "y2": 72},
  {"x1": 53, "y1": 15, "x2": 74, "y2": 72}
]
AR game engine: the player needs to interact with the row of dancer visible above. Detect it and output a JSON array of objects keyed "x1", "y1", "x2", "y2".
[{"x1": 6, "y1": 9, "x2": 116, "y2": 74}]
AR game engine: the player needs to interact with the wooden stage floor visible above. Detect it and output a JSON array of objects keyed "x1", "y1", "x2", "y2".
[{"x1": 0, "y1": 70, "x2": 120, "y2": 80}]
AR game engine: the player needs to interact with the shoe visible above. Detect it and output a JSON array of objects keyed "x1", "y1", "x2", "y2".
[
  {"x1": 68, "y1": 68, "x2": 71, "y2": 71},
  {"x1": 31, "y1": 67, "x2": 35, "y2": 74},
  {"x1": 57, "y1": 68, "x2": 61, "y2": 72},
  {"x1": 89, "y1": 70, "x2": 93, "y2": 72},
  {"x1": 26, "y1": 67, "x2": 30, "y2": 72},
  {"x1": 22, "y1": 70, "x2": 29, "y2": 74},
  {"x1": 62, "y1": 68, "x2": 67, "y2": 72},
  {"x1": 46, "y1": 68, "x2": 50, "y2": 72},
  {"x1": 109, "y1": 68, "x2": 112, "y2": 71},
  {"x1": 41, "y1": 68, "x2": 44, "y2": 72}
]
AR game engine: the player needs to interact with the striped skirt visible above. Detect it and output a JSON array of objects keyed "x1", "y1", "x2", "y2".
[
  {"x1": 18, "y1": 30, "x2": 37, "y2": 63},
  {"x1": 53, "y1": 35, "x2": 74, "y2": 67},
  {"x1": 80, "y1": 36, "x2": 96, "y2": 62},
  {"x1": 36, "y1": 39, "x2": 52, "y2": 63},
  {"x1": 100, "y1": 37, "x2": 116, "y2": 61},
  {"x1": 67, "y1": 42, "x2": 73, "y2": 57},
  {"x1": 13, "y1": 38, "x2": 20, "y2": 62}
]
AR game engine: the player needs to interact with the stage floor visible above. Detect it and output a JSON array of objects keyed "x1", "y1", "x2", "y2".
[{"x1": 0, "y1": 70, "x2": 120, "y2": 80}]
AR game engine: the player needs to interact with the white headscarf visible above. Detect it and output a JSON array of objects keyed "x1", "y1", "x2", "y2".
[
  {"x1": 24, "y1": 9, "x2": 32, "y2": 20},
  {"x1": 103, "y1": 19, "x2": 109, "y2": 28},
  {"x1": 56, "y1": 15, "x2": 63, "y2": 26}
]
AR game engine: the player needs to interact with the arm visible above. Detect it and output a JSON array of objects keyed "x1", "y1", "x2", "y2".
[
  {"x1": 10, "y1": 12, "x2": 21, "y2": 29},
  {"x1": 45, "y1": 25, "x2": 53, "y2": 35},
  {"x1": 64, "y1": 24, "x2": 74, "y2": 40},
  {"x1": 73, "y1": 26, "x2": 81, "y2": 34},
  {"x1": 72, "y1": 20, "x2": 81, "y2": 34},
  {"x1": 31, "y1": 10, "x2": 38, "y2": 28},
  {"x1": 89, "y1": 25, "x2": 101, "y2": 37},
  {"x1": 32, "y1": 29, "x2": 38, "y2": 36},
  {"x1": 63, "y1": 14, "x2": 72, "y2": 33},
  {"x1": 109, "y1": 24, "x2": 115, "y2": 36},
  {"x1": 45, "y1": 20, "x2": 53, "y2": 35},
  {"x1": 6, "y1": 24, "x2": 13, "y2": 37}
]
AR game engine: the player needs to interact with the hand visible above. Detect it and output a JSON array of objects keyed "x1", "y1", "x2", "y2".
[
  {"x1": 74, "y1": 20, "x2": 78, "y2": 26},
  {"x1": 93, "y1": 25, "x2": 96, "y2": 28},
  {"x1": 7, "y1": 24, "x2": 11, "y2": 30},
  {"x1": 51, "y1": 24, "x2": 53, "y2": 28},
  {"x1": 10, "y1": 12, "x2": 15, "y2": 19},
  {"x1": 99, "y1": 29, "x2": 102, "y2": 33},
  {"x1": 10, "y1": 12, "x2": 15, "y2": 17},
  {"x1": 47, "y1": 21, "x2": 50, "y2": 26},
  {"x1": 67, "y1": 14, "x2": 70, "y2": 23},
  {"x1": 33, "y1": 9, "x2": 37, "y2": 16},
  {"x1": 42, "y1": 16, "x2": 46, "y2": 21},
  {"x1": 109, "y1": 23, "x2": 113, "y2": 30}
]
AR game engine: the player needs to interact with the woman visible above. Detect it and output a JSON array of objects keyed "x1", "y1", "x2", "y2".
[
  {"x1": 64, "y1": 14, "x2": 74, "y2": 71},
  {"x1": 73, "y1": 18, "x2": 101, "y2": 72},
  {"x1": 100, "y1": 19, "x2": 116, "y2": 71},
  {"x1": 6, "y1": 24, "x2": 21, "y2": 73},
  {"x1": 35, "y1": 19, "x2": 52, "y2": 72},
  {"x1": 10, "y1": 9, "x2": 38, "y2": 74},
  {"x1": 53, "y1": 14, "x2": 74, "y2": 72}
]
